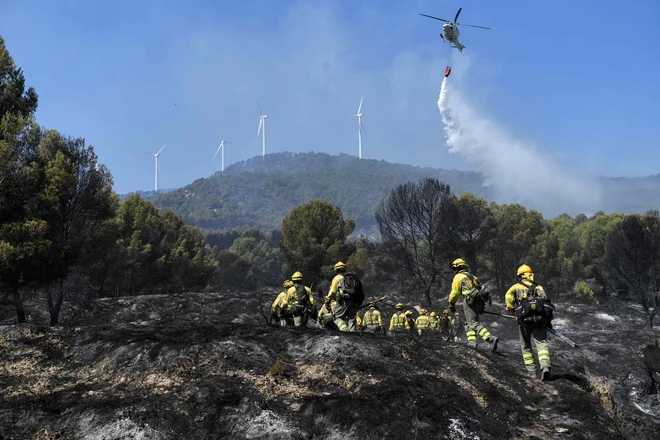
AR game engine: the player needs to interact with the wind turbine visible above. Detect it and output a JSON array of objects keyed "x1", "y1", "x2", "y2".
[
  {"x1": 213, "y1": 139, "x2": 233, "y2": 172},
  {"x1": 355, "y1": 96, "x2": 365, "y2": 159},
  {"x1": 141, "y1": 143, "x2": 167, "y2": 191},
  {"x1": 257, "y1": 101, "x2": 268, "y2": 159}
]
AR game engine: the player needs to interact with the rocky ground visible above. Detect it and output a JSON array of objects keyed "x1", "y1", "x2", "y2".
[{"x1": 0, "y1": 292, "x2": 659, "y2": 439}]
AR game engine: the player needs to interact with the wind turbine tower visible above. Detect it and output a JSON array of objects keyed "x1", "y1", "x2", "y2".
[
  {"x1": 257, "y1": 102, "x2": 268, "y2": 159},
  {"x1": 355, "y1": 96, "x2": 365, "y2": 159},
  {"x1": 213, "y1": 139, "x2": 232, "y2": 172},
  {"x1": 141, "y1": 143, "x2": 167, "y2": 191}
]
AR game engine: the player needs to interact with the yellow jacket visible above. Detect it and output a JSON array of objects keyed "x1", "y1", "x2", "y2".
[
  {"x1": 271, "y1": 291, "x2": 287, "y2": 313},
  {"x1": 415, "y1": 315, "x2": 431, "y2": 329},
  {"x1": 325, "y1": 273, "x2": 345, "y2": 303},
  {"x1": 389, "y1": 311, "x2": 410, "y2": 331},
  {"x1": 362, "y1": 308, "x2": 383, "y2": 328},
  {"x1": 283, "y1": 284, "x2": 316, "y2": 309},
  {"x1": 448, "y1": 270, "x2": 480, "y2": 305},
  {"x1": 505, "y1": 280, "x2": 548, "y2": 311}
]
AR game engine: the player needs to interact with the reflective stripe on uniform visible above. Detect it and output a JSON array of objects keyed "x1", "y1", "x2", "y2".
[
  {"x1": 522, "y1": 352, "x2": 535, "y2": 365},
  {"x1": 538, "y1": 349, "x2": 550, "y2": 361},
  {"x1": 466, "y1": 330, "x2": 477, "y2": 342},
  {"x1": 392, "y1": 314, "x2": 406, "y2": 328},
  {"x1": 478, "y1": 328, "x2": 491, "y2": 340}
]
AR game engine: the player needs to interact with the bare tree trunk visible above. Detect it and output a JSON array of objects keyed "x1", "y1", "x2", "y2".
[
  {"x1": 11, "y1": 286, "x2": 26, "y2": 323},
  {"x1": 47, "y1": 279, "x2": 65, "y2": 327},
  {"x1": 646, "y1": 314, "x2": 654, "y2": 329}
]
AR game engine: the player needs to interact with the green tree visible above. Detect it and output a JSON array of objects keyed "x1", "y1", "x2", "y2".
[
  {"x1": 280, "y1": 200, "x2": 355, "y2": 283},
  {"x1": 35, "y1": 130, "x2": 116, "y2": 325},
  {"x1": 605, "y1": 214, "x2": 660, "y2": 328},
  {"x1": 447, "y1": 193, "x2": 495, "y2": 274},
  {"x1": 485, "y1": 203, "x2": 545, "y2": 296},
  {"x1": 0, "y1": 36, "x2": 38, "y2": 120},
  {"x1": 0, "y1": 36, "x2": 41, "y2": 322}
]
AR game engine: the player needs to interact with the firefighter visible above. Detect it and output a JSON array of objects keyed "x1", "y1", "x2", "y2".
[
  {"x1": 361, "y1": 302, "x2": 384, "y2": 334},
  {"x1": 506, "y1": 264, "x2": 553, "y2": 381},
  {"x1": 389, "y1": 303, "x2": 410, "y2": 336},
  {"x1": 429, "y1": 312, "x2": 440, "y2": 336},
  {"x1": 283, "y1": 272, "x2": 316, "y2": 327},
  {"x1": 272, "y1": 280, "x2": 293, "y2": 326},
  {"x1": 439, "y1": 309, "x2": 455, "y2": 341},
  {"x1": 324, "y1": 261, "x2": 358, "y2": 332},
  {"x1": 415, "y1": 309, "x2": 432, "y2": 339},
  {"x1": 448, "y1": 258, "x2": 498, "y2": 351}
]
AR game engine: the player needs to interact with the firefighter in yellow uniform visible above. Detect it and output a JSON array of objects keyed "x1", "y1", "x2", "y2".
[
  {"x1": 361, "y1": 302, "x2": 384, "y2": 334},
  {"x1": 429, "y1": 312, "x2": 440, "y2": 337},
  {"x1": 506, "y1": 265, "x2": 552, "y2": 381},
  {"x1": 324, "y1": 261, "x2": 358, "y2": 332},
  {"x1": 448, "y1": 258, "x2": 498, "y2": 351},
  {"x1": 389, "y1": 303, "x2": 410, "y2": 336},
  {"x1": 415, "y1": 309, "x2": 432, "y2": 339},
  {"x1": 283, "y1": 271, "x2": 316, "y2": 327},
  {"x1": 405, "y1": 310, "x2": 415, "y2": 331},
  {"x1": 439, "y1": 309, "x2": 455, "y2": 342},
  {"x1": 272, "y1": 280, "x2": 293, "y2": 326}
]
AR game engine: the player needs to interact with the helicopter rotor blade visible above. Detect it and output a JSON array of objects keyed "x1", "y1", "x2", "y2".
[
  {"x1": 418, "y1": 13, "x2": 450, "y2": 23},
  {"x1": 456, "y1": 23, "x2": 491, "y2": 30},
  {"x1": 454, "y1": 8, "x2": 462, "y2": 23}
]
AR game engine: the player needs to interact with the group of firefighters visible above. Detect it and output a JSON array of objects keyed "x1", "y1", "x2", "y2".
[{"x1": 271, "y1": 258, "x2": 554, "y2": 381}]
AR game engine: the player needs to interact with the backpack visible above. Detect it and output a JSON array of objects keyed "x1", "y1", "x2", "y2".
[
  {"x1": 463, "y1": 273, "x2": 490, "y2": 305},
  {"x1": 340, "y1": 272, "x2": 364, "y2": 307},
  {"x1": 294, "y1": 284, "x2": 310, "y2": 308},
  {"x1": 514, "y1": 282, "x2": 554, "y2": 323}
]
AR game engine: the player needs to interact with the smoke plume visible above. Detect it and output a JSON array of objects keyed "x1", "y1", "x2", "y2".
[{"x1": 438, "y1": 77, "x2": 602, "y2": 216}]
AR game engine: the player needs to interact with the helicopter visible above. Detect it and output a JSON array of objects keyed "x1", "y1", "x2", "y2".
[{"x1": 418, "y1": 7, "x2": 490, "y2": 52}]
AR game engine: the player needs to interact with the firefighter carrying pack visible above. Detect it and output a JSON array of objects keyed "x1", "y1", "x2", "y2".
[
  {"x1": 463, "y1": 273, "x2": 490, "y2": 307},
  {"x1": 340, "y1": 272, "x2": 364, "y2": 308},
  {"x1": 294, "y1": 283, "x2": 310, "y2": 308},
  {"x1": 514, "y1": 282, "x2": 554, "y2": 324}
]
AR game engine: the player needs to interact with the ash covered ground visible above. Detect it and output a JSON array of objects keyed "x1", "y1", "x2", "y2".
[{"x1": 1, "y1": 292, "x2": 659, "y2": 439}]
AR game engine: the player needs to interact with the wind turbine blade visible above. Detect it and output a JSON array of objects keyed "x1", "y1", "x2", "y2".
[
  {"x1": 256, "y1": 100, "x2": 263, "y2": 115},
  {"x1": 140, "y1": 149, "x2": 154, "y2": 156},
  {"x1": 357, "y1": 96, "x2": 363, "y2": 114},
  {"x1": 213, "y1": 145, "x2": 222, "y2": 160},
  {"x1": 257, "y1": 118, "x2": 263, "y2": 137},
  {"x1": 157, "y1": 143, "x2": 167, "y2": 154}
]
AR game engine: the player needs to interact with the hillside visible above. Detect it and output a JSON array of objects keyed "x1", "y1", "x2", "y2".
[
  {"x1": 152, "y1": 152, "x2": 660, "y2": 232},
  {"x1": 154, "y1": 152, "x2": 491, "y2": 231},
  {"x1": 1, "y1": 292, "x2": 659, "y2": 439}
]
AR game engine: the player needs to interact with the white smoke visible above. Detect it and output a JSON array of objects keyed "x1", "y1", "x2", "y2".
[{"x1": 438, "y1": 77, "x2": 602, "y2": 216}]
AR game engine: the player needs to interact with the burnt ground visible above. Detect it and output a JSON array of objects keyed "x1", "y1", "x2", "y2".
[{"x1": 0, "y1": 292, "x2": 659, "y2": 440}]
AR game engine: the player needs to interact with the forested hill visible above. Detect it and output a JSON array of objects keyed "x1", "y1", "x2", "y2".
[
  {"x1": 154, "y1": 152, "x2": 491, "y2": 231},
  {"x1": 153, "y1": 151, "x2": 660, "y2": 232}
]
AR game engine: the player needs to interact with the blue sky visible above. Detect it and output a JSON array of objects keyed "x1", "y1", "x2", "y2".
[{"x1": 1, "y1": 0, "x2": 659, "y2": 193}]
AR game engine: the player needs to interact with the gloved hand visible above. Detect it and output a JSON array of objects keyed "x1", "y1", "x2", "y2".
[{"x1": 448, "y1": 303, "x2": 456, "y2": 313}]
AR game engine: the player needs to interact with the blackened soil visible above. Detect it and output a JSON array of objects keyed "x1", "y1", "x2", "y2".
[{"x1": 0, "y1": 292, "x2": 658, "y2": 439}]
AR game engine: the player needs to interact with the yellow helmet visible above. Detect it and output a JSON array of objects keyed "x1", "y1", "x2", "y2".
[
  {"x1": 283, "y1": 280, "x2": 293, "y2": 288},
  {"x1": 430, "y1": 312, "x2": 437, "y2": 317},
  {"x1": 420, "y1": 309, "x2": 428, "y2": 315},
  {"x1": 291, "y1": 271, "x2": 303, "y2": 281},
  {"x1": 443, "y1": 309, "x2": 449, "y2": 314},
  {"x1": 405, "y1": 310, "x2": 413, "y2": 316},
  {"x1": 451, "y1": 258, "x2": 468, "y2": 269},
  {"x1": 334, "y1": 261, "x2": 347, "y2": 271},
  {"x1": 395, "y1": 303, "x2": 404, "y2": 309},
  {"x1": 517, "y1": 264, "x2": 533, "y2": 276}
]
